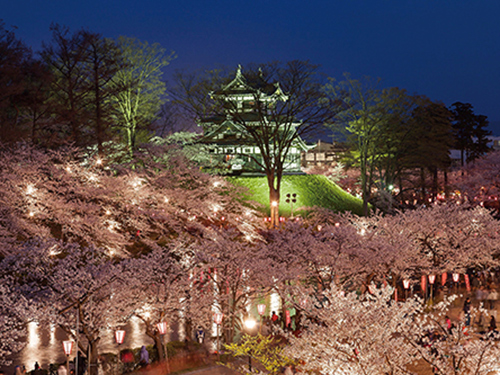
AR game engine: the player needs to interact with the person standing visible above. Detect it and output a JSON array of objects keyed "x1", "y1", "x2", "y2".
[
  {"x1": 139, "y1": 345, "x2": 149, "y2": 368},
  {"x1": 195, "y1": 326, "x2": 205, "y2": 344},
  {"x1": 489, "y1": 315, "x2": 497, "y2": 332},
  {"x1": 271, "y1": 311, "x2": 278, "y2": 323},
  {"x1": 463, "y1": 297, "x2": 472, "y2": 326}
]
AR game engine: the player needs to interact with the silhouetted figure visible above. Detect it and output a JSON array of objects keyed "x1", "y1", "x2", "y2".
[
  {"x1": 463, "y1": 297, "x2": 472, "y2": 326},
  {"x1": 489, "y1": 315, "x2": 497, "y2": 331}
]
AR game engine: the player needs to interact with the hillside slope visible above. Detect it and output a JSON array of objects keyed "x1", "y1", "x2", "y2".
[{"x1": 227, "y1": 174, "x2": 364, "y2": 216}]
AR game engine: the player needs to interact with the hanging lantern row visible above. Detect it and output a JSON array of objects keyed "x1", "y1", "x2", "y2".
[{"x1": 403, "y1": 272, "x2": 464, "y2": 289}]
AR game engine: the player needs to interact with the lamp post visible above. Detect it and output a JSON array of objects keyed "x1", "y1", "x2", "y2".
[
  {"x1": 285, "y1": 193, "x2": 297, "y2": 219},
  {"x1": 213, "y1": 313, "x2": 223, "y2": 360},
  {"x1": 157, "y1": 321, "x2": 170, "y2": 373},
  {"x1": 244, "y1": 317, "x2": 257, "y2": 372},
  {"x1": 62, "y1": 340, "x2": 74, "y2": 375},
  {"x1": 257, "y1": 304, "x2": 266, "y2": 334},
  {"x1": 428, "y1": 275, "x2": 436, "y2": 301},
  {"x1": 403, "y1": 279, "x2": 410, "y2": 300}
]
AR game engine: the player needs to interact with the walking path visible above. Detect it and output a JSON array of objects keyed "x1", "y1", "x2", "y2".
[{"x1": 179, "y1": 365, "x2": 240, "y2": 375}]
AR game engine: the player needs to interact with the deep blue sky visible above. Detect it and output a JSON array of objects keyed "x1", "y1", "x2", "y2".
[{"x1": 3, "y1": 0, "x2": 500, "y2": 133}]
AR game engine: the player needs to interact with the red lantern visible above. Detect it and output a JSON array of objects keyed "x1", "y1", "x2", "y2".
[
  {"x1": 115, "y1": 330, "x2": 126, "y2": 345},
  {"x1": 257, "y1": 304, "x2": 266, "y2": 316},
  {"x1": 441, "y1": 272, "x2": 447, "y2": 286},
  {"x1": 62, "y1": 340, "x2": 73, "y2": 356},
  {"x1": 428, "y1": 275, "x2": 436, "y2": 285},
  {"x1": 157, "y1": 322, "x2": 168, "y2": 335},
  {"x1": 465, "y1": 274, "x2": 471, "y2": 292},
  {"x1": 403, "y1": 279, "x2": 410, "y2": 290},
  {"x1": 421, "y1": 275, "x2": 427, "y2": 291},
  {"x1": 213, "y1": 312, "x2": 223, "y2": 325}
]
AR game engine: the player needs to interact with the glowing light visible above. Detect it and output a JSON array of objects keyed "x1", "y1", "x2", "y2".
[
  {"x1": 26, "y1": 184, "x2": 36, "y2": 195},
  {"x1": 244, "y1": 317, "x2": 256, "y2": 330},
  {"x1": 428, "y1": 275, "x2": 436, "y2": 284},
  {"x1": 403, "y1": 279, "x2": 410, "y2": 289},
  {"x1": 49, "y1": 245, "x2": 59, "y2": 256},
  {"x1": 164, "y1": 197, "x2": 169, "y2": 203},
  {"x1": 105, "y1": 210, "x2": 111, "y2": 215},
  {"x1": 96, "y1": 158, "x2": 103, "y2": 166},
  {"x1": 28, "y1": 211, "x2": 35, "y2": 217},
  {"x1": 271, "y1": 201, "x2": 278, "y2": 207},
  {"x1": 335, "y1": 222, "x2": 340, "y2": 227},
  {"x1": 27, "y1": 321, "x2": 39, "y2": 349},
  {"x1": 452, "y1": 273, "x2": 460, "y2": 283}
]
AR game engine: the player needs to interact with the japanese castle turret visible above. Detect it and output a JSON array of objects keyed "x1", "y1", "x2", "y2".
[{"x1": 198, "y1": 65, "x2": 310, "y2": 175}]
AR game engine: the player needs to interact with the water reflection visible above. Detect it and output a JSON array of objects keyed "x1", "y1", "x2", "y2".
[{"x1": 2, "y1": 320, "x2": 154, "y2": 375}]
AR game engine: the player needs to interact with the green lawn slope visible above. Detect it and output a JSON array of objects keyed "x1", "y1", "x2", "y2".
[{"x1": 227, "y1": 174, "x2": 364, "y2": 216}]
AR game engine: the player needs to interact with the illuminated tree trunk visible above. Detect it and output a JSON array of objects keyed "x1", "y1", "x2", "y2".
[
  {"x1": 143, "y1": 321, "x2": 166, "y2": 362},
  {"x1": 267, "y1": 175, "x2": 281, "y2": 228}
]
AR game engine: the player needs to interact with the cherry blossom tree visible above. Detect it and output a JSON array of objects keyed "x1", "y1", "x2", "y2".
[
  {"x1": 282, "y1": 285, "x2": 500, "y2": 375},
  {"x1": 118, "y1": 241, "x2": 213, "y2": 361},
  {"x1": 284, "y1": 285, "x2": 422, "y2": 375},
  {"x1": 191, "y1": 228, "x2": 269, "y2": 343},
  {"x1": 403, "y1": 296, "x2": 500, "y2": 375},
  {"x1": 0, "y1": 241, "x2": 125, "y2": 375},
  {"x1": 0, "y1": 143, "x2": 261, "y2": 258},
  {"x1": 367, "y1": 204, "x2": 500, "y2": 275},
  {"x1": 452, "y1": 150, "x2": 500, "y2": 213},
  {"x1": 0, "y1": 280, "x2": 33, "y2": 366},
  {"x1": 261, "y1": 217, "x2": 421, "y2": 296}
]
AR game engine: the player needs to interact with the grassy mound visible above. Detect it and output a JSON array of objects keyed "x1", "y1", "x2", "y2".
[{"x1": 227, "y1": 174, "x2": 364, "y2": 216}]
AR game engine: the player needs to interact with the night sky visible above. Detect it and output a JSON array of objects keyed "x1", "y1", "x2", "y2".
[{"x1": 3, "y1": 0, "x2": 500, "y2": 134}]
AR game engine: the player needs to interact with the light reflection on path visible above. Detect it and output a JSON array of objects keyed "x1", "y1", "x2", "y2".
[{"x1": 3, "y1": 319, "x2": 156, "y2": 374}]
